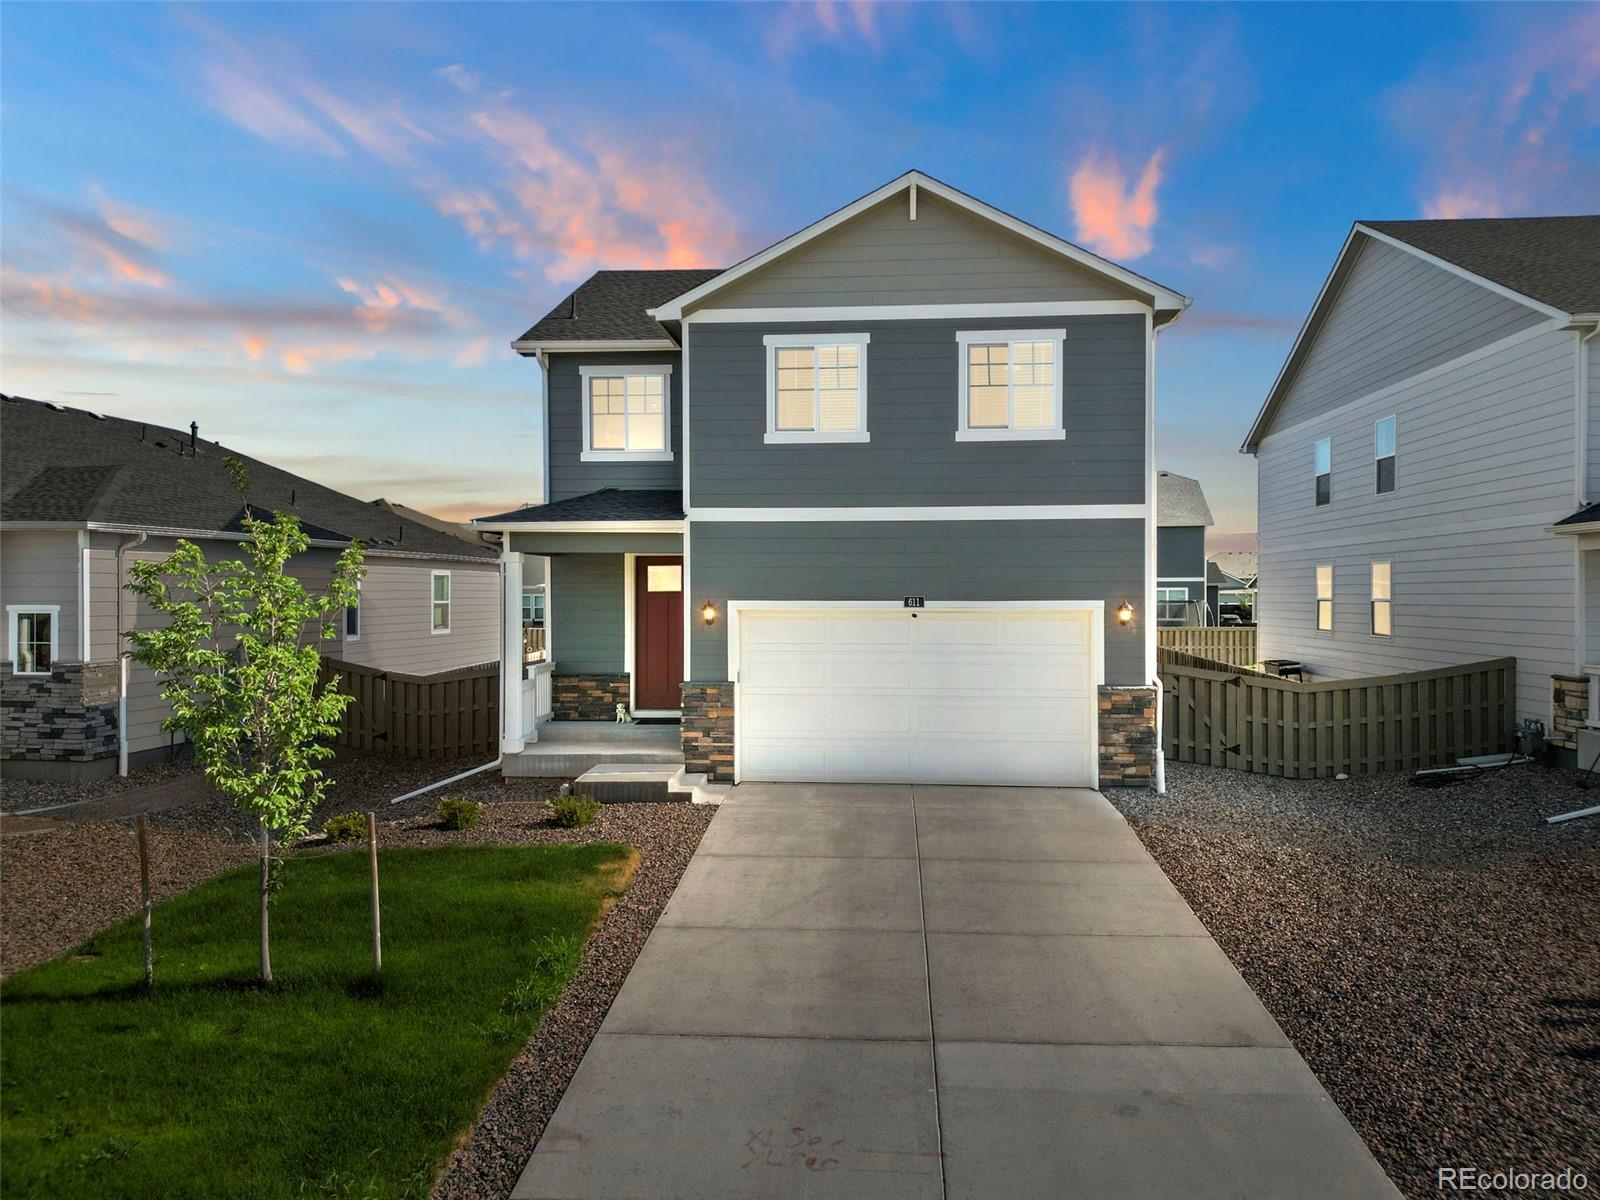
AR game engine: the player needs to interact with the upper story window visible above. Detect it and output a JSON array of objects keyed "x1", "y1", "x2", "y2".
[
  {"x1": 7, "y1": 605, "x2": 59, "y2": 674},
  {"x1": 1314, "y1": 437, "x2": 1331, "y2": 506},
  {"x1": 431, "y1": 571, "x2": 451, "y2": 634},
  {"x1": 579, "y1": 365, "x2": 673, "y2": 462},
  {"x1": 344, "y1": 583, "x2": 361, "y2": 641},
  {"x1": 955, "y1": 329, "x2": 1066, "y2": 441},
  {"x1": 1315, "y1": 564, "x2": 1333, "y2": 632},
  {"x1": 763, "y1": 334, "x2": 869, "y2": 444},
  {"x1": 1375, "y1": 417, "x2": 1396, "y2": 495}
]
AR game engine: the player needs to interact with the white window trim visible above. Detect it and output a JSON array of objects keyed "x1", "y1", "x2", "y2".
[
  {"x1": 579, "y1": 364, "x2": 675, "y2": 462},
  {"x1": 7, "y1": 604, "x2": 61, "y2": 675},
  {"x1": 431, "y1": 570, "x2": 451, "y2": 635},
  {"x1": 762, "y1": 332, "x2": 870, "y2": 444},
  {"x1": 1315, "y1": 564, "x2": 1334, "y2": 633},
  {"x1": 1375, "y1": 415, "x2": 1396, "y2": 495},
  {"x1": 1370, "y1": 561, "x2": 1393, "y2": 638},
  {"x1": 955, "y1": 328, "x2": 1067, "y2": 442},
  {"x1": 345, "y1": 582, "x2": 361, "y2": 642}
]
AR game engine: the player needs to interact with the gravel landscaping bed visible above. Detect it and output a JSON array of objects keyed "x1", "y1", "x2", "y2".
[{"x1": 1110, "y1": 762, "x2": 1600, "y2": 1200}]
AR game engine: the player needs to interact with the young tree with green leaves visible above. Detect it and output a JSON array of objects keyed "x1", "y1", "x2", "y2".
[{"x1": 126, "y1": 459, "x2": 363, "y2": 984}]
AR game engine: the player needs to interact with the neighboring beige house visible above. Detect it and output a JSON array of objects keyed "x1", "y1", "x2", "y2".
[{"x1": 0, "y1": 395, "x2": 502, "y2": 780}]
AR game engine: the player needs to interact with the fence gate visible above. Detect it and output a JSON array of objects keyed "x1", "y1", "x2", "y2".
[
  {"x1": 1159, "y1": 654, "x2": 1515, "y2": 779},
  {"x1": 319, "y1": 658, "x2": 499, "y2": 760}
]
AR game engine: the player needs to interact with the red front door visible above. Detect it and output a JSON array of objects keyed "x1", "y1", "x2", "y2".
[{"x1": 633, "y1": 556, "x2": 684, "y2": 711}]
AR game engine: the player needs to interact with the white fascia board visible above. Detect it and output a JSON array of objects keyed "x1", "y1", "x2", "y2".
[
  {"x1": 649, "y1": 170, "x2": 1189, "y2": 321},
  {"x1": 689, "y1": 300, "x2": 1151, "y2": 324},
  {"x1": 688, "y1": 504, "x2": 1145, "y2": 522},
  {"x1": 511, "y1": 338, "x2": 678, "y2": 357},
  {"x1": 1549, "y1": 521, "x2": 1600, "y2": 536},
  {"x1": 490, "y1": 520, "x2": 685, "y2": 534}
]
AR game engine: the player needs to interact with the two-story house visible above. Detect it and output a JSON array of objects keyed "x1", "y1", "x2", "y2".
[
  {"x1": 1155, "y1": 471, "x2": 1214, "y2": 626},
  {"x1": 1243, "y1": 216, "x2": 1599, "y2": 754},
  {"x1": 476, "y1": 172, "x2": 1190, "y2": 789}
]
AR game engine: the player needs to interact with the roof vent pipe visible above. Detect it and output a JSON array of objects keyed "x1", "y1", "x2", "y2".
[{"x1": 189, "y1": 421, "x2": 199, "y2": 454}]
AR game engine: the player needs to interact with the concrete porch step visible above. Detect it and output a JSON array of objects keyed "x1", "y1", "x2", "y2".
[{"x1": 574, "y1": 763, "x2": 686, "y2": 803}]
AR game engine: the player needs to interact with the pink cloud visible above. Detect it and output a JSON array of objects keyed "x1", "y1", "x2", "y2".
[
  {"x1": 1069, "y1": 147, "x2": 1166, "y2": 260},
  {"x1": 766, "y1": 0, "x2": 888, "y2": 58},
  {"x1": 1390, "y1": 7, "x2": 1600, "y2": 218},
  {"x1": 201, "y1": 60, "x2": 346, "y2": 156}
]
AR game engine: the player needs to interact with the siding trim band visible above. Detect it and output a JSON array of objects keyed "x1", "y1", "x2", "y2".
[{"x1": 687, "y1": 505, "x2": 1146, "y2": 522}]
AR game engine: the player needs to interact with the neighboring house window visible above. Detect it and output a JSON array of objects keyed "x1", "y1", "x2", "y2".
[
  {"x1": 521, "y1": 585, "x2": 546, "y2": 663},
  {"x1": 431, "y1": 571, "x2": 451, "y2": 634},
  {"x1": 1314, "y1": 437, "x2": 1331, "y2": 506},
  {"x1": 1157, "y1": 588, "x2": 1190, "y2": 625},
  {"x1": 763, "y1": 334, "x2": 870, "y2": 443},
  {"x1": 1315, "y1": 565, "x2": 1334, "y2": 632},
  {"x1": 1375, "y1": 417, "x2": 1396, "y2": 495},
  {"x1": 579, "y1": 365, "x2": 673, "y2": 461},
  {"x1": 1371, "y1": 562, "x2": 1392, "y2": 636},
  {"x1": 955, "y1": 329, "x2": 1066, "y2": 441},
  {"x1": 345, "y1": 584, "x2": 361, "y2": 641},
  {"x1": 521, "y1": 587, "x2": 545, "y2": 626},
  {"x1": 7, "y1": 605, "x2": 59, "y2": 674}
]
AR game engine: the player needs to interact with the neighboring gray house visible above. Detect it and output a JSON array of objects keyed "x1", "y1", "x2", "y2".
[
  {"x1": 0, "y1": 396, "x2": 501, "y2": 779},
  {"x1": 1243, "y1": 215, "x2": 1600, "y2": 748},
  {"x1": 1207, "y1": 550, "x2": 1257, "y2": 625},
  {"x1": 476, "y1": 171, "x2": 1191, "y2": 789},
  {"x1": 1155, "y1": 471, "x2": 1213, "y2": 626}
]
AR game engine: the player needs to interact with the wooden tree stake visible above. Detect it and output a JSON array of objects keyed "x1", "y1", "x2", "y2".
[
  {"x1": 136, "y1": 814, "x2": 153, "y2": 987},
  {"x1": 368, "y1": 811, "x2": 382, "y2": 973}
]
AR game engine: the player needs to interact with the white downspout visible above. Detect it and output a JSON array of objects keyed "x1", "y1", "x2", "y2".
[{"x1": 115, "y1": 531, "x2": 148, "y2": 777}]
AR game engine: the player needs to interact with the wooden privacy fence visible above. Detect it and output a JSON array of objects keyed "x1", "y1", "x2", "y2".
[
  {"x1": 1158, "y1": 626, "x2": 1257, "y2": 666},
  {"x1": 319, "y1": 657, "x2": 499, "y2": 760},
  {"x1": 1159, "y1": 654, "x2": 1516, "y2": 779}
]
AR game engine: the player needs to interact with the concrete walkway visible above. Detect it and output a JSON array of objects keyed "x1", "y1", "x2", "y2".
[{"x1": 513, "y1": 784, "x2": 1400, "y2": 1200}]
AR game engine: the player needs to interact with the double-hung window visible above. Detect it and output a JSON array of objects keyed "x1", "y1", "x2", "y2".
[
  {"x1": 955, "y1": 329, "x2": 1066, "y2": 441},
  {"x1": 1315, "y1": 565, "x2": 1334, "y2": 632},
  {"x1": 1375, "y1": 417, "x2": 1396, "y2": 495},
  {"x1": 431, "y1": 571, "x2": 451, "y2": 634},
  {"x1": 7, "y1": 605, "x2": 59, "y2": 674},
  {"x1": 763, "y1": 334, "x2": 869, "y2": 443},
  {"x1": 1314, "y1": 437, "x2": 1331, "y2": 506},
  {"x1": 580, "y1": 365, "x2": 673, "y2": 461},
  {"x1": 345, "y1": 583, "x2": 361, "y2": 641},
  {"x1": 1371, "y1": 562, "x2": 1392, "y2": 636}
]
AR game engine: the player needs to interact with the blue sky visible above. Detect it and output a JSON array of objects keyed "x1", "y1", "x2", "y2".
[{"x1": 3, "y1": 2, "x2": 1596, "y2": 539}]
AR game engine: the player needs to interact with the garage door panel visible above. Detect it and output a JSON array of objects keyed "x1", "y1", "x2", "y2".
[{"x1": 737, "y1": 608, "x2": 1097, "y2": 787}]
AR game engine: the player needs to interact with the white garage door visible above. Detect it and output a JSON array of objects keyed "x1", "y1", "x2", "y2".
[{"x1": 735, "y1": 607, "x2": 1097, "y2": 786}]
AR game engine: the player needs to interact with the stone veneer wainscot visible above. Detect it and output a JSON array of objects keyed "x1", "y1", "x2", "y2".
[
  {"x1": 1098, "y1": 685, "x2": 1156, "y2": 788},
  {"x1": 1, "y1": 662, "x2": 120, "y2": 765},
  {"x1": 681, "y1": 682, "x2": 734, "y2": 781},
  {"x1": 550, "y1": 674, "x2": 631, "y2": 722}
]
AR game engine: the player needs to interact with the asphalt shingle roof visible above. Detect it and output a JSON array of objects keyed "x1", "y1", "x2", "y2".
[
  {"x1": 517, "y1": 269, "x2": 725, "y2": 344},
  {"x1": 0, "y1": 395, "x2": 496, "y2": 560},
  {"x1": 1362, "y1": 216, "x2": 1600, "y2": 315},
  {"x1": 475, "y1": 488, "x2": 684, "y2": 524},
  {"x1": 1156, "y1": 472, "x2": 1214, "y2": 527},
  {"x1": 1554, "y1": 503, "x2": 1600, "y2": 528}
]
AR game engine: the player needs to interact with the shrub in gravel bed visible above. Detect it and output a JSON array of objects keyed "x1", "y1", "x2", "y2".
[
  {"x1": 550, "y1": 794, "x2": 600, "y2": 828},
  {"x1": 321, "y1": 812, "x2": 368, "y2": 843},
  {"x1": 437, "y1": 797, "x2": 483, "y2": 831}
]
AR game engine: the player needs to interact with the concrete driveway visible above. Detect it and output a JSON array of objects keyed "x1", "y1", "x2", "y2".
[{"x1": 513, "y1": 784, "x2": 1399, "y2": 1200}]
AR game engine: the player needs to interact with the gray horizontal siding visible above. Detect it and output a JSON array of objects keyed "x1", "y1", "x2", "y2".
[
  {"x1": 703, "y1": 192, "x2": 1141, "y2": 309},
  {"x1": 1256, "y1": 326, "x2": 1577, "y2": 724},
  {"x1": 687, "y1": 518, "x2": 1146, "y2": 685},
  {"x1": 0, "y1": 530, "x2": 81, "y2": 663},
  {"x1": 688, "y1": 314, "x2": 1146, "y2": 507},
  {"x1": 550, "y1": 554, "x2": 624, "y2": 674},
  {"x1": 546, "y1": 351, "x2": 682, "y2": 502},
  {"x1": 1156, "y1": 526, "x2": 1205, "y2": 580},
  {"x1": 333, "y1": 559, "x2": 499, "y2": 674},
  {"x1": 1274, "y1": 237, "x2": 1546, "y2": 432}
]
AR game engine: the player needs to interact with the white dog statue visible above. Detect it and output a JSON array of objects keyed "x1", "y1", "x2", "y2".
[{"x1": 615, "y1": 702, "x2": 633, "y2": 724}]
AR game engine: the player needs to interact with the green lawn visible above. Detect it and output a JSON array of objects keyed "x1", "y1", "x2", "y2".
[{"x1": 1, "y1": 842, "x2": 633, "y2": 1200}]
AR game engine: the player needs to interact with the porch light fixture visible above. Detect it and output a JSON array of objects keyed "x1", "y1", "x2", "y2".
[
  {"x1": 1116, "y1": 600, "x2": 1135, "y2": 626},
  {"x1": 700, "y1": 600, "x2": 718, "y2": 625}
]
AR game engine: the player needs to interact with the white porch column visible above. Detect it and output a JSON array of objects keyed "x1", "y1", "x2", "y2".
[{"x1": 501, "y1": 549, "x2": 525, "y2": 754}]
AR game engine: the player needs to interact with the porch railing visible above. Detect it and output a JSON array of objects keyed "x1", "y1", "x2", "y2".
[{"x1": 522, "y1": 624, "x2": 547, "y2": 664}]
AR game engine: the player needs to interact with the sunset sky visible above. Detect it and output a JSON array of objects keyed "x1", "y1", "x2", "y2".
[{"x1": 3, "y1": 2, "x2": 1596, "y2": 539}]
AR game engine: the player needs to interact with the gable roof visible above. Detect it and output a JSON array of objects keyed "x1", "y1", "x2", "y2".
[
  {"x1": 514, "y1": 269, "x2": 723, "y2": 351},
  {"x1": 1362, "y1": 216, "x2": 1600, "y2": 317},
  {"x1": 474, "y1": 488, "x2": 684, "y2": 525},
  {"x1": 1207, "y1": 550, "x2": 1257, "y2": 588},
  {"x1": 1156, "y1": 471, "x2": 1214, "y2": 527},
  {"x1": 648, "y1": 170, "x2": 1190, "y2": 321},
  {"x1": 0, "y1": 395, "x2": 496, "y2": 560},
  {"x1": 1242, "y1": 216, "x2": 1600, "y2": 452}
]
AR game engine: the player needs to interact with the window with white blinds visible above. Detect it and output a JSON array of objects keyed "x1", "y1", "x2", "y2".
[
  {"x1": 956, "y1": 329, "x2": 1066, "y2": 441},
  {"x1": 763, "y1": 334, "x2": 870, "y2": 443}
]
